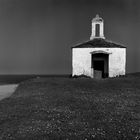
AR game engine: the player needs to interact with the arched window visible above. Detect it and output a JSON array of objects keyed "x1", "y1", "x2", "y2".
[{"x1": 95, "y1": 24, "x2": 100, "y2": 37}]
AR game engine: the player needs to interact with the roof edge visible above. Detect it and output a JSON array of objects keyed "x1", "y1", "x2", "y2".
[{"x1": 71, "y1": 38, "x2": 126, "y2": 48}]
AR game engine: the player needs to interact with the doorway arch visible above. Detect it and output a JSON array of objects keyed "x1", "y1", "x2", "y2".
[{"x1": 91, "y1": 51, "x2": 110, "y2": 78}]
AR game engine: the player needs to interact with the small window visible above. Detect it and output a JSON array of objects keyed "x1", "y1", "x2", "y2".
[{"x1": 95, "y1": 24, "x2": 100, "y2": 37}]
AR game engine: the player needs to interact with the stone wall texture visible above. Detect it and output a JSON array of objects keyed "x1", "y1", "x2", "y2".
[{"x1": 72, "y1": 48, "x2": 126, "y2": 78}]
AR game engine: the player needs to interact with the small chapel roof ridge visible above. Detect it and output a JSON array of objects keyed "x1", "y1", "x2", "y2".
[{"x1": 72, "y1": 38, "x2": 126, "y2": 48}]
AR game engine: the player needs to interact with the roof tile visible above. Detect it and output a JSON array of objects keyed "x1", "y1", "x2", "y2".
[{"x1": 72, "y1": 38, "x2": 126, "y2": 48}]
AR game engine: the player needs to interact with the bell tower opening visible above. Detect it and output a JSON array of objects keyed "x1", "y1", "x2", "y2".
[{"x1": 95, "y1": 24, "x2": 100, "y2": 37}]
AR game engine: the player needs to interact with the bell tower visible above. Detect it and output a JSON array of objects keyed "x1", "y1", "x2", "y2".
[{"x1": 90, "y1": 14, "x2": 105, "y2": 40}]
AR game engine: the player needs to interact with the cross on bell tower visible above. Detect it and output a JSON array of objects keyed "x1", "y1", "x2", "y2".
[{"x1": 90, "y1": 14, "x2": 105, "y2": 40}]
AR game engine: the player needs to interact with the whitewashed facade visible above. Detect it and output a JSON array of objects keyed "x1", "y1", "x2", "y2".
[{"x1": 72, "y1": 15, "x2": 126, "y2": 78}]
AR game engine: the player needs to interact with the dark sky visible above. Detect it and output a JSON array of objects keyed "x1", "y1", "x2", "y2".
[{"x1": 0, "y1": 0, "x2": 139, "y2": 74}]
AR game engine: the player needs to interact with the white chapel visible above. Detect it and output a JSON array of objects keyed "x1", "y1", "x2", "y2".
[{"x1": 72, "y1": 14, "x2": 126, "y2": 78}]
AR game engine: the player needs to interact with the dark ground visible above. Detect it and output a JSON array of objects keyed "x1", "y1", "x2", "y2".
[{"x1": 0, "y1": 73, "x2": 139, "y2": 140}]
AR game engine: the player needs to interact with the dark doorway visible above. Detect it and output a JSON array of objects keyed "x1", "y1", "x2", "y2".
[
  {"x1": 94, "y1": 60, "x2": 104, "y2": 74},
  {"x1": 93, "y1": 60, "x2": 104, "y2": 79},
  {"x1": 92, "y1": 53, "x2": 109, "y2": 78},
  {"x1": 95, "y1": 24, "x2": 100, "y2": 37}
]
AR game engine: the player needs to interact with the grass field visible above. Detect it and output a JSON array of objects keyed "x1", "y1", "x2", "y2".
[{"x1": 0, "y1": 73, "x2": 140, "y2": 139}]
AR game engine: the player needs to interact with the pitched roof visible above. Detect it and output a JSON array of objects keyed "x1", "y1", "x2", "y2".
[{"x1": 72, "y1": 38, "x2": 126, "y2": 48}]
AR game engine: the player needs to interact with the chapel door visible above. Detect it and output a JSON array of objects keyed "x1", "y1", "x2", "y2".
[{"x1": 93, "y1": 60, "x2": 104, "y2": 79}]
